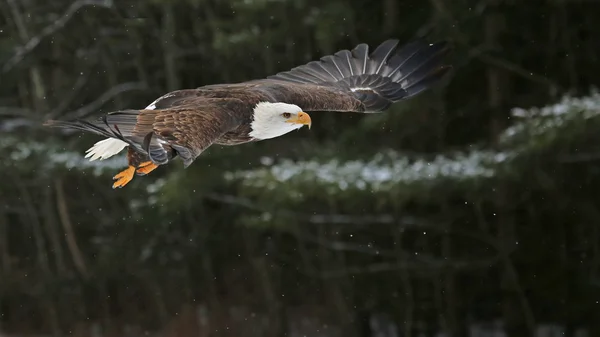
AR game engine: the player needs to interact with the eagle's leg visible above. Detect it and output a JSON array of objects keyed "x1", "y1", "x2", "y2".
[
  {"x1": 112, "y1": 147, "x2": 159, "y2": 188},
  {"x1": 112, "y1": 166, "x2": 135, "y2": 189},
  {"x1": 136, "y1": 161, "x2": 158, "y2": 175}
]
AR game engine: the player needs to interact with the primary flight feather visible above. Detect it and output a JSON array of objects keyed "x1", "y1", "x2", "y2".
[{"x1": 45, "y1": 38, "x2": 452, "y2": 188}]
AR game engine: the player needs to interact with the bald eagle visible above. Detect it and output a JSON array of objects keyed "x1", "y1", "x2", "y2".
[{"x1": 45, "y1": 38, "x2": 452, "y2": 188}]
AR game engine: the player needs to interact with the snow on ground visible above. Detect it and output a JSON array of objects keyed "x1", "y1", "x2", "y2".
[
  {"x1": 226, "y1": 150, "x2": 509, "y2": 192},
  {"x1": 228, "y1": 91, "x2": 600, "y2": 192},
  {"x1": 501, "y1": 90, "x2": 600, "y2": 143}
]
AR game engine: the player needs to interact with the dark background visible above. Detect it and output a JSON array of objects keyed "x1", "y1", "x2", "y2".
[{"x1": 1, "y1": 0, "x2": 600, "y2": 336}]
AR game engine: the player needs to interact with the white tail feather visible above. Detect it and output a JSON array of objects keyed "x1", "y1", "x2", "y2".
[
  {"x1": 84, "y1": 97, "x2": 158, "y2": 161},
  {"x1": 85, "y1": 138, "x2": 128, "y2": 161}
]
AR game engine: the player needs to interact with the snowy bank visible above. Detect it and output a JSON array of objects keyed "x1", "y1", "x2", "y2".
[{"x1": 227, "y1": 91, "x2": 600, "y2": 194}]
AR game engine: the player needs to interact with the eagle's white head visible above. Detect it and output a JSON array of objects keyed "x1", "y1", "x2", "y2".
[{"x1": 249, "y1": 102, "x2": 312, "y2": 140}]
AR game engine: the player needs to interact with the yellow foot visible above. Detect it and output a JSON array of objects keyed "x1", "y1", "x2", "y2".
[
  {"x1": 136, "y1": 161, "x2": 159, "y2": 176},
  {"x1": 112, "y1": 166, "x2": 135, "y2": 189}
]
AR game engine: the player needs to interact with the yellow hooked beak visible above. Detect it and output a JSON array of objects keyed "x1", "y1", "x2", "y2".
[{"x1": 286, "y1": 111, "x2": 312, "y2": 129}]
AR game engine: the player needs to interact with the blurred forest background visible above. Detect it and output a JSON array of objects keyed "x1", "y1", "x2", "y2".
[{"x1": 2, "y1": 0, "x2": 600, "y2": 336}]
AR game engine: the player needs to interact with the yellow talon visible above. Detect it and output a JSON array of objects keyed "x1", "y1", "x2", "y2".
[
  {"x1": 112, "y1": 166, "x2": 135, "y2": 189},
  {"x1": 136, "y1": 161, "x2": 158, "y2": 175}
]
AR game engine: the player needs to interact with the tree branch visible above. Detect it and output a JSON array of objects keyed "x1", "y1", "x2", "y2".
[
  {"x1": 46, "y1": 70, "x2": 92, "y2": 118},
  {"x1": 2, "y1": 0, "x2": 113, "y2": 73},
  {"x1": 50, "y1": 81, "x2": 148, "y2": 120},
  {"x1": 204, "y1": 192, "x2": 426, "y2": 227},
  {"x1": 0, "y1": 106, "x2": 32, "y2": 117},
  {"x1": 428, "y1": 0, "x2": 560, "y2": 92},
  {"x1": 313, "y1": 255, "x2": 502, "y2": 279},
  {"x1": 54, "y1": 179, "x2": 89, "y2": 279}
]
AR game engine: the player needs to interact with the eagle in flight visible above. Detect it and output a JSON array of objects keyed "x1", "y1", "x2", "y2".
[{"x1": 45, "y1": 38, "x2": 452, "y2": 188}]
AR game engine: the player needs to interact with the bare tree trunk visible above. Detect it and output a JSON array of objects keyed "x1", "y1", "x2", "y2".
[
  {"x1": 203, "y1": 2, "x2": 230, "y2": 83},
  {"x1": 318, "y1": 225, "x2": 354, "y2": 337},
  {"x1": 441, "y1": 236, "x2": 467, "y2": 337},
  {"x1": 54, "y1": 179, "x2": 89, "y2": 279},
  {"x1": 195, "y1": 212, "x2": 218, "y2": 337},
  {"x1": 16, "y1": 181, "x2": 61, "y2": 336},
  {"x1": 245, "y1": 231, "x2": 287, "y2": 337},
  {"x1": 6, "y1": 0, "x2": 48, "y2": 111},
  {"x1": 0, "y1": 205, "x2": 9, "y2": 275},
  {"x1": 382, "y1": 0, "x2": 398, "y2": 35},
  {"x1": 43, "y1": 185, "x2": 67, "y2": 274},
  {"x1": 99, "y1": 282, "x2": 116, "y2": 336},
  {"x1": 392, "y1": 228, "x2": 414, "y2": 337},
  {"x1": 263, "y1": 43, "x2": 274, "y2": 78},
  {"x1": 18, "y1": 183, "x2": 51, "y2": 275},
  {"x1": 254, "y1": 256, "x2": 287, "y2": 337},
  {"x1": 486, "y1": 10, "x2": 506, "y2": 143},
  {"x1": 103, "y1": 53, "x2": 124, "y2": 108},
  {"x1": 485, "y1": 5, "x2": 535, "y2": 336},
  {"x1": 558, "y1": 4, "x2": 578, "y2": 90},
  {"x1": 198, "y1": 253, "x2": 216, "y2": 336},
  {"x1": 51, "y1": 34, "x2": 64, "y2": 106},
  {"x1": 438, "y1": 201, "x2": 466, "y2": 337},
  {"x1": 162, "y1": 2, "x2": 179, "y2": 92}
]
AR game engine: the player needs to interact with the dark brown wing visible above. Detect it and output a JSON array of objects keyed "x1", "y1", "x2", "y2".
[
  {"x1": 45, "y1": 98, "x2": 244, "y2": 168},
  {"x1": 141, "y1": 80, "x2": 366, "y2": 114},
  {"x1": 146, "y1": 39, "x2": 451, "y2": 114},
  {"x1": 145, "y1": 90, "x2": 221, "y2": 109},
  {"x1": 246, "y1": 80, "x2": 366, "y2": 112},
  {"x1": 143, "y1": 83, "x2": 267, "y2": 111},
  {"x1": 136, "y1": 98, "x2": 244, "y2": 167},
  {"x1": 260, "y1": 39, "x2": 451, "y2": 113}
]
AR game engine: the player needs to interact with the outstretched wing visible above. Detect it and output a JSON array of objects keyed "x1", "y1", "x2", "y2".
[
  {"x1": 261, "y1": 39, "x2": 452, "y2": 113},
  {"x1": 142, "y1": 39, "x2": 451, "y2": 115},
  {"x1": 145, "y1": 90, "x2": 216, "y2": 110},
  {"x1": 249, "y1": 80, "x2": 366, "y2": 112},
  {"x1": 140, "y1": 99, "x2": 243, "y2": 167}
]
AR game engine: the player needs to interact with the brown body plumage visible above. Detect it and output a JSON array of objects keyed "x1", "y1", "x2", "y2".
[{"x1": 45, "y1": 38, "x2": 452, "y2": 188}]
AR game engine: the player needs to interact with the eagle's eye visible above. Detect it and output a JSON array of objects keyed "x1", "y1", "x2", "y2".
[{"x1": 282, "y1": 112, "x2": 292, "y2": 119}]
